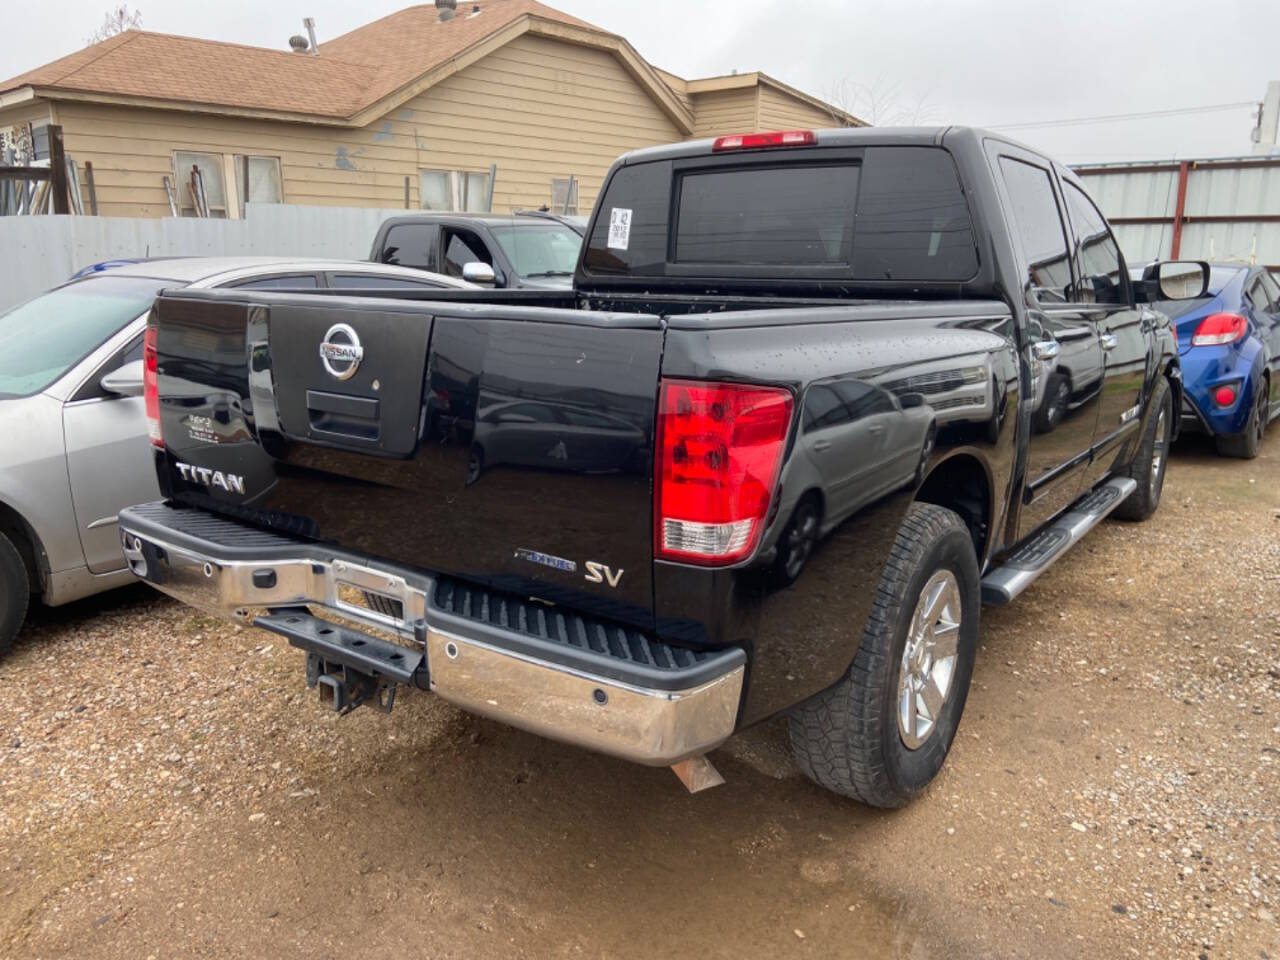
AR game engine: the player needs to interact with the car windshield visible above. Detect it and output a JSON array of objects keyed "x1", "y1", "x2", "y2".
[
  {"x1": 0, "y1": 275, "x2": 171, "y2": 398},
  {"x1": 489, "y1": 223, "x2": 582, "y2": 278}
]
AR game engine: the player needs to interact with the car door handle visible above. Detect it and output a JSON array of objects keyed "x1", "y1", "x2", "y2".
[
  {"x1": 812, "y1": 439, "x2": 832, "y2": 452},
  {"x1": 1100, "y1": 333, "x2": 1119, "y2": 351},
  {"x1": 1032, "y1": 339, "x2": 1061, "y2": 361},
  {"x1": 868, "y1": 424, "x2": 886, "y2": 435}
]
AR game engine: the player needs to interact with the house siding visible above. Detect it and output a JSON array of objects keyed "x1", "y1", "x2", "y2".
[
  {"x1": 689, "y1": 88, "x2": 758, "y2": 139},
  {"x1": 0, "y1": 98, "x2": 53, "y2": 143},
  {"x1": 757, "y1": 85, "x2": 841, "y2": 131},
  {"x1": 51, "y1": 32, "x2": 682, "y2": 217}
]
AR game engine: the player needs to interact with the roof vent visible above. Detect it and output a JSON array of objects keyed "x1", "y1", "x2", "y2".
[
  {"x1": 288, "y1": 34, "x2": 310, "y2": 53},
  {"x1": 437, "y1": 0, "x2": 457, "y2": 22},
  {"x1": 468, "y1": 4, "x2": 482, "y2": 16}
]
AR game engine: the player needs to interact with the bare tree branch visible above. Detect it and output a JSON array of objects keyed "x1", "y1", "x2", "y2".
[
  {"x1": 87, "y1": 5, "x2": 142, "y2": 45},
  {"x1": 822, "y1": 76, "x2": 939, "y2": 128}
]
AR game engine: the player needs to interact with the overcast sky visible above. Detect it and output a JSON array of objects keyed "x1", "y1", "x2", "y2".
[{"x1": 8, "y1": 0, "x2": 1278, "y2": 164}]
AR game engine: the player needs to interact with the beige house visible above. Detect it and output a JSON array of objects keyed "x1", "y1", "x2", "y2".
[{"x1": 0, "y1": 0, "x2": 860, "y2": 218}]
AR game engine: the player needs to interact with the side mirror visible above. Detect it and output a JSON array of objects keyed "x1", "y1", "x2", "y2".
[
  {"x1": 899, "y1": 392, "x2": 926, "y2": 409},
  {"x1": 100, "y1": 359, "x2": 145, "y2": 397},
  {"x1": 462, "y1": 262, "x2": 496, "y2": 285},
  {"x1": 1141, "y1": 260, "x2": 1209, "y2": 301}
]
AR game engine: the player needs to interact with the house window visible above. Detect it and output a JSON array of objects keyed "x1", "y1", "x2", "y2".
[
  {"x1": 551, "y1": 177, "x2": 578, "y2": 215},
  {"x1": 173, "y1": 151, "x2": 228, "y2": 217},
  {"x1": 419, "y1": 168, "x2": 490, "y2": 212},
  {"x1": 235, "y1": 155, "x2": 283, "y2": 206}
]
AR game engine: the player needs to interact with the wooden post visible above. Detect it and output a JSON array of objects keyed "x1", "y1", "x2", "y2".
[
  {"x1": 1170, "y1": 161, "x2": 1190, "y2": 259},
  {"x1": 84, "y1": 160, "x2": 98, "y2": 215},
  {"x1": 47, "y1": 124, "x2": 69, "y2": 215}
]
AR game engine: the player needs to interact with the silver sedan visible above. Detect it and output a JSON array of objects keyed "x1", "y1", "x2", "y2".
[{"x1": 0, "y1": 257, "x2": 470, "y2": 652}]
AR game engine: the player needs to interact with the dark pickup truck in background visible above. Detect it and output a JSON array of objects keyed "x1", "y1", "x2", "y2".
[
  {"x1": 119, "y1": 126, "x2": 1205, "y2": 807},
  {"x1": 370, "y1": 210, "x2": 585, "y2": 289}
]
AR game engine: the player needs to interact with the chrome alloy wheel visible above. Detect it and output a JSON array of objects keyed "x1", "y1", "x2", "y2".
[
  {"x1": 897, "y1": 570, "x2": 962, "y2": 750},
  {"x1": 1150, "y1": 407, "x2": 1169, "y2": 499}
]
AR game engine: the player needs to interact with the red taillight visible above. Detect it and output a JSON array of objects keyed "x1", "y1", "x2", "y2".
[
  {"x1": 1191, "y1": 312, "x2": 1247, "y2": 347},
  {"x1": 654, "y1": 379, "x2": 793, "y2": 566},
  {"x1": 1214, "y1": 385, "x2": 1238, "y2": 407},
  {"x1": 143, "y1": 325, "x2": 162, "y2": 447},
  {"x1": 712, "y1": 130, "x2": 816, "y2": 152}
]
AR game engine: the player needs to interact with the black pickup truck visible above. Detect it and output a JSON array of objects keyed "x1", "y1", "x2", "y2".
[{"x1": 119, "y1": 127, "x2": 1206, "y2": 807}]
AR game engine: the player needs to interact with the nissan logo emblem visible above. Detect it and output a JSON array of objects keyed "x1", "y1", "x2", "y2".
[{"x1": 319, "y1": 323, "x2": 363, "y2": 380}]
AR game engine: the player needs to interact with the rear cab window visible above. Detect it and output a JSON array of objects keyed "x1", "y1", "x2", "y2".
[{"x1": 582, "y1": 145, "x2": 978, "y2": 285}]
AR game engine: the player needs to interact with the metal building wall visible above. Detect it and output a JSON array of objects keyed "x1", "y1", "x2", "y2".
[{"x1": 1073, "y1": 155, "x2": 1280, "y2": 270}]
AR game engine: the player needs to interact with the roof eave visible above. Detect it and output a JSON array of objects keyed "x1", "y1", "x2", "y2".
[{"x1": 27, "y1": 86, "x2": 357, "y2": 126}]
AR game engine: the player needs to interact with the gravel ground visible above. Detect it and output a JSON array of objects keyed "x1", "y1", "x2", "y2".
[{"x1": 0, "y1": 430, "x2": 1277, "y2": 959}]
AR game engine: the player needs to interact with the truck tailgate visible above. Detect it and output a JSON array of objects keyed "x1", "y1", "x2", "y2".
[{"x1": 151, "y1": 289, "x2": 663, "y2": 624}]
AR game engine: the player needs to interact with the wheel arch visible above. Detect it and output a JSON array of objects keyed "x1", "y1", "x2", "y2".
[
  {"x1": 0, "y1": 497, "x2": 44, "y2": 597},
  {"x1": 913, "y1": 451, "x2": 994, "y2": 565}
]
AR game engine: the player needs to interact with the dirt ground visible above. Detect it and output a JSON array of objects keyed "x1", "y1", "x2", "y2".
[{"x1": 1, "y1": 431, "x2": 1277, "y2": 960}]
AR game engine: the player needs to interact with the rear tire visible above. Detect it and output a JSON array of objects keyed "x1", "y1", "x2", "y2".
[
  {"x1": 0, "y1": 530, "x2": 31, "y2": 657},
  {"x1": 1215, "y1": 376, "x2": 1267, "y2": 459},
  {"x1": 788, "y1": 503, "x2": 979, "y2": 808},
  {"x1": 1114, "y1": 377, "x2": 1172, "y2": 522}
]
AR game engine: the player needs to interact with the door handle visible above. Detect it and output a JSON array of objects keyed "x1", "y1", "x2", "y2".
[
  {"x1": 812, "y1": 439, "x2": 832, "y2": 452},
  {"x1": 868, "y1": 423, "x2": 886, "y2": 435},
  {"x1": 1032, "y1": 339, "x2": 1061, "y2": 362},
  {"x1": 1100, "y1": 333, "x2": 1119, "y2": 351}
]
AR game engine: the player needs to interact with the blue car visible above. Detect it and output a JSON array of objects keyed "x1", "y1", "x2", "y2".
[{"x1": 1150, "y1": 263, "x2": 1280, "y2": 458}]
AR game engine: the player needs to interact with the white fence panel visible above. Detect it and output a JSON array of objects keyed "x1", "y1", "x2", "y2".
[{"x1": 0, "y1": 203, "x2": 411, "y2": 310}]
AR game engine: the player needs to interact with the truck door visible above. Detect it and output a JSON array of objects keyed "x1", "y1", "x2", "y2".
[
  {"x1": 992, "y1": 151, "x2": 1104, "y2": 537},
  {"x1": 1059, "y1": 178, "x2": 1149, "y2": 482}
]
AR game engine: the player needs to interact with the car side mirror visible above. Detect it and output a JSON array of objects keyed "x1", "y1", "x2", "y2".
[
  {"x1": 100, "y1": 359, "x2": 145, "y2": 397},
  {"x1": 462, "y1": 262, "x2": 496, "y2": 285},
  {"x1": 1140, "y1": 260, "x2": 1209, "y2": 301}
]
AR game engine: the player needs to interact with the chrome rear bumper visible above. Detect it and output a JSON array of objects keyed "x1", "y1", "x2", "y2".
[{"x1": 118, "y1": 502, "x2": 744, "y2": 766}]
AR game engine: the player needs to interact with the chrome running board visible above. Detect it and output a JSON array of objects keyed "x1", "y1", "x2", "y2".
[{"x1": 981, "y1": 476, "x2": 1137, "y2": 605}]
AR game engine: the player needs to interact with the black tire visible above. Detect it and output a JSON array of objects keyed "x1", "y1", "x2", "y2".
[
  {"x1": 0, "y1": 530, "x2": 31, "y2": 657},
  {"x1": 770, "y1": 494, "x2": 821, "y2": 588},
  {"x1": 1215, "y1": 376, "x2": 1268, "y2": 460},
  {"x1": 1034, "y1": 370, "x2": 1070, "y2": 434},
  {"x1": 1113, "y1": 377, "x2": 1173, "y2": 522},
  {"x1": 787, "y1": 503, "x2": 980, "y2": 808}
]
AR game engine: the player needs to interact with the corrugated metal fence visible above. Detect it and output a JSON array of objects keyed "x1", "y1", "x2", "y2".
[
  {"x1": 1074, "y1": 155, "x2": 1280, "y2": 269},
  {"x1": 0, "y1": 203, "x2": 409, "y2": 311}
]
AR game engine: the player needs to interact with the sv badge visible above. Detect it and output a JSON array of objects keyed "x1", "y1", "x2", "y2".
[{"x1": 584, "y1": 561, "x2": 624, "y2": 588}]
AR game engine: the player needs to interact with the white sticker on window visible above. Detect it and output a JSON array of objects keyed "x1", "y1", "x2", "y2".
[{"x1": 607, "y1": 207, "x2": 633, "y2": 251}]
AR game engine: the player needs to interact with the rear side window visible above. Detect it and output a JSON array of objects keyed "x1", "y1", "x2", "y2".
[
  {"x1": 330, "y1": 274, "x2": 444, "y2": 289},
  {"x1": 998, "y1": 158, "x2": 1072, "y2": 303},
  {"x1": 379, "y1": 224, "x2": 434, "y2": 269},
  {"x1": 583, "y1": 147, "x2": 978, "y2": 282},
  {"x1": 230, "y1": 274, "x2": 318, "y2": 290}
]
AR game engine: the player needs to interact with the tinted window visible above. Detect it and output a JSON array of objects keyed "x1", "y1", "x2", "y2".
[
  {"x1": 803, "y1": 384, "x2": 848, "y2": 432},
  {"x1": 676, "y1": 165, "x2": 857, "y2": 265},
  {"x1": 379, "y1": 224, "x2": 434, "y2": 268},
  {"x1": 0, "y1": 276, "x2": 168, "y2": 398},
  {"x1": 999, "y1": 158, "x2": 1072, "y2": 303},
  {"x1": 231, "y1": 273, "x2": 318, "y2": 290},
  {"x1": 583, "y1": 160, "x2": 671, "y2": 275},
  {"x1": 1063, "y1": 182, "x2": 1125, "y2": 304},
  {"x1": 585, "y1": 148, "x2": 976, "y2": 282},
  {"x1": 851, "y1": 147, "x2": 977, "y2": 281},
  {"x1": 330, "y1": 274, "x2": 444, "y2": 289}
]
